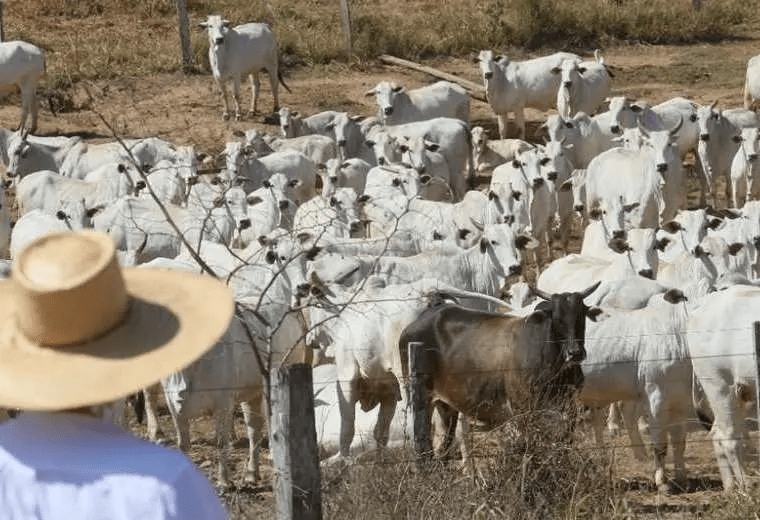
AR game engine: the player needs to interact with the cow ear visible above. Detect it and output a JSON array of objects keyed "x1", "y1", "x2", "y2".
[
  {"x1": 325, "y1": 122, "x2": 335, "y2": 131},
  {"x1": 262, "y1": 179, "x2": 273, "y2": 188},
  {"x1": 488, "y1": 190, "x2": 499, "y2": 201},
  {"x1": 358, "y1": 194, "x2": 371, "y2": 203},
  {"x1": 433, "y1": 230, "x2": 444, "y2": 241},
  {"x1": 732, "y1": 135, "x2": 743, "y2": 143},
  {"x1": 511, "y1": 191, "x2": 522, "y2": 201},
  {"x1": 630, "y1": 104, "x2": 644, "y2": 114},
  {"x1": 305, "y1": 246, "x2": 322, "y2": 260},
  {"x1": 426, "y1": 142, "x2": 440, "y2": 152},
  {"x1": 559, "y1": 179, "x2": 573, "y2": 192},
  {"x1": 258, "y1": 235, "x2": 269, "y2": 246},
  {"x1": 516, "y1": 234, "x2": 538, "y2": 250},
  {"x1": 420, "y1": 174, "x2": 432, "y2": 185},
  {"x1": 526, "y1": 310, "x2": 549, "y2": 325},
  {"x1": 247, "y1": 195, "x2": 264, "y2": 206},
  {"x1": 586, "y1": 307, "x2": 605, "y2": 322},
  {"x1": 608, "y1": 238, "x2": 631, "y2": 254},
  {"x1": 707, "y1": 217, "x2": 723, "y2": 230},
  {"x1": 296, "y1": 232, "x2": 313, "y2": 245},
  {"x1": 623, "y1": 202, "x2": 640, "y2": 213},
  {"x1": 660, "y1": 220, "x2": 682, "y2": 233},
  {"x1": 654, "y1": 237, "x2": 670, "y2": 251},
  {"x1": 85, "y1": 207, "x2": 101, "y2": 218},
  {"x1": 392, "y1": 85, "x2": 404, "y2": 94},
  {"x1": 577, "y1": 67, "x2": 587, "y2": 74},
  {"x1": 728, "y1": 242, "x2": 745, "y2": 256},
  {"x1": 662, "y1": 288, "x2": 688, "y2": 304},
  {"x1": 317, "y1": 163, "x2": 327, "y2": 171},
  {"x1": 511, "y1": 159, "x2": 520, "y2": 168}
]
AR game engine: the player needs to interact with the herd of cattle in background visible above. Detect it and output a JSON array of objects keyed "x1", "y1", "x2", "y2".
[{"x1": 3, "y1": 12, "x2": 760, "y2": 498}]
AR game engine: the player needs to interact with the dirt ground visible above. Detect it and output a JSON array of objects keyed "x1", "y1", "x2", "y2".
[{"x1": 6, "y1": 34, "x2": 760, "y2": 517}]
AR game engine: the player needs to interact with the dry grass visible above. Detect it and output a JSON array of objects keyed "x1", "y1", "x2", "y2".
[{"x1": 10, "y1": 0, "x2": 758, "y2": 91}]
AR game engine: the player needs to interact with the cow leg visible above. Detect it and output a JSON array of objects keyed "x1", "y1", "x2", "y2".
[
  {"x1": 240, "y1": 399, "x2": 264, "y2": 483},
  {"x1": 142, "y1": 384, "x2": 165, "y2": 442},
  {"x1": 724, "y1": 173, "x2": 733, "y2": 208},
  {"x1": 214, "y1": 403, "x2": 234, "y2": 487},
  {"x1": 373, "y1": 392, "x2": 397, "y2": 452},
  {"x1": 432, "y1": 401, "x2": 459, "y2": 458},
  {"x1": 668, "y1": 421, "x2": 687, "y2": 489},
  {"x1": 456, "y1": 414, "x2": 474, "y2": 472},
  {"x1": 268, "y1": 69, "x2": 279, "y2": 113},
  {"x1": 232, "y1": 77, "x2": 243, "y2": 121},
  {"x1": 620, "y1": 401, "x2": 648, "y2": 462},
  {"x1": 336, "y1": 377, "x2": 358, "y2": 459},
  {"x1": 497, "y1": 113, "x2": 509, "y2": 140},
  {"x1": 515, "y1": 110, "x2": 526, "y2": 141},
  {"x1": 216, "y1": 78, "x2": 231, "y2": 121},
  {"x1": 249, "y1": 72, "x2": 260, "y2": 116}
]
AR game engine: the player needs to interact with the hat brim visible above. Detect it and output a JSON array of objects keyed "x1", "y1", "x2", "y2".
[{"x1": 0, "y1": 267, "x2": 234, "y2": 410}]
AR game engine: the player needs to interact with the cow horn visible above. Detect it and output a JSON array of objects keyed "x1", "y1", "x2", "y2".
[
  {"x1": 709, "y1": 100, "x2": 719, "y2": 111},
  {"x1": 469, "y1": 216, "x2": 485, "y2": 231},
  {"x1": 669, "y1": 114, "x2": 684, "y2": 136},
  {"x1": 579, "y1": 281, "x2": 602, "y2": 299}
]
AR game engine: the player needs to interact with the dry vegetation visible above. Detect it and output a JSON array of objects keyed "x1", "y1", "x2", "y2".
[{"x1": 8, "y1": 0, "x2": 760, "y2": 518}]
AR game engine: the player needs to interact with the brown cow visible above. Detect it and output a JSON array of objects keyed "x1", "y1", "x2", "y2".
[{"x1": 399, "y1": 282, "x2": 601, "y2": 459}]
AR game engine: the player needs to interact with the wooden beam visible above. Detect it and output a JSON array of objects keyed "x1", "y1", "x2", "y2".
[{"x1": 378, "y1": 54, "x2": 488, "y2": 103}]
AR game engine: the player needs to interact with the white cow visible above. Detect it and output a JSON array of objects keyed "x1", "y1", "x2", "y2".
[
  {"x1": 470, "y1": 125, "x2": 533, "y2": 175},
  {"x1": 199, "y1": 15, "x2": 289, "y2": 119},
  {"x1": 537, "y1": 228, "x2": 660, "y2": 297},
  {"x1": 554, "y1": 53, "x2": 612, "y2": 118},
  {"x1": 4, "y1": 131, "x2": 82, "y2": 179},
  {"x1": 318, "y1": 157, "x2": 370, "y2": 198},
  {"x1": 10, "y1": 199, "x2": 93, "y2": 259},
  {"x1": 696, "y1": 102, "x2": 760, "y2": 207},
  {"x1": 222, "y1": 140, "x2": 316, "y2": 203},
  {"x1": 365, "y1": 80, "x2": 469, "y2": 126},
  {"x1": 293, "y1": 187, "x2": 362, "y2": 245},
  {"x1": 686, "y1": 285, "x2": 760, "y2": 491},
  {"x1": 398, "y1": 134, "x2": 464, "y2": 201},
  {"x1": 544, "y1": 112, "x2": 618, "y2": 170},
  {"x1": 16, "y1": 165, "x2": 136, "y2": 216},
  {"x1": 581, "y1": 299, "x2": 695, "y2": 491},
  {"x1": 729, "y1": 126, "x2": 760, "y2": 208},
  {"x1": 325, "y1": 112, "x2": 367, "y2": 160},
  {"x1": 278, "y1": 108, "x2": 339, "y2": 139},
  {"x1": 476, "y1": 49, "x2": 580, "y2": 139},
  {"x1": 743, "y1": 54, "x2": 760, "y2": 111},
  {"x1": 367, "y1": 117, "x2": 473, "y2": 188},
  {"x1": 0, "y1": 41, "x2": 45, "y2": 133},
  {"x1": 238, "y1": 128, "x2": 338, "y2": 166},
  {"x1": 235, "y1": 174, "x2": 296, "y2": 248}
]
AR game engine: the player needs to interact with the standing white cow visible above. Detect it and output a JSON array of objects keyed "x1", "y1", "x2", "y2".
[
  {"x1": 743, "y1": 54, "x2": 760, "y2": 112},
  {"x1": 0, "y1": 41, "x2": 45, "y2": 133},
  {"x1": 476, "y1": 49, "x2": 580, "y2": 139},
  {"x1": 553, "y1": 52, "x2": 613, "y2": 118},
  {"x1": 696, "y1": 102, "x2": 760, "y2": 207},
  {"x1": 199, "y1": 15, "x2": 290, "y2": 120},
  {"x1": 730, "y1": 126, "x2": 760, "y2": 208},
  {"x1": 365, "y1": 80, "x2": 470, "y2": 126}
]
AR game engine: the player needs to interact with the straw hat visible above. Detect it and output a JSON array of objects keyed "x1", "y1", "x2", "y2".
[{"x1": 0, "y1": 230, "x2": 234, "y2": 410}]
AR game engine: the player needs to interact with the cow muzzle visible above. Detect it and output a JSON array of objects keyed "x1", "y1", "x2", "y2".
[
  {"x1": 610, "y1": 125, "x2": 621, "y2": 135},
  {"x1": 611, "y1": 230, "x2": 626, "y2": 240},
  {"x1": 214, "y1": 37, "x2": 224, "y2": 45},
  {"x1": 239, "y1": 218, "x2": 252, "y2": 230},
  {"x1": 383, "y1": 107, "x2": 393, "y2": 116},
  {"x1": 546, "y1": 171, "x2": 558, "y2": 182},
  {"x1": 563, "y1": 81, "x2": 572, "y2": 89},
  {"x1": 574, "y1": 204, "x2": 584, "y2": 213},
  {"x1": 656, "y1": 163, "x2": 668, "y2": 174},
  {"x1": 700, "y1": 134, "x2": 709, "y2": 142},
  {"x1": 750, "y1": 154, "x2": 758, "y2": 162},
  {"x1": 483, "y1": 72, "x2": 493, "y2": 80},
  {"x1": 508, "y1": 264, "x2": 522, "y2": 276},
  {"x1": 337, "y1": 139, "x2": 347, "y2": 147}
]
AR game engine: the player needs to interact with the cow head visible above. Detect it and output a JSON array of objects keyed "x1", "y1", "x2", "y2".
[{"x1": 199, "y1": 15, "x2": 231, "y2": 47}]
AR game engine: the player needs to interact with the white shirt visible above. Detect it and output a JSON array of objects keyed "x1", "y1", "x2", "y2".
[{"x1": 0, "y1": 412, "x2": 228, "y2": 520}]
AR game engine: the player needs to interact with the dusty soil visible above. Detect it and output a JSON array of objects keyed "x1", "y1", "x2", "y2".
[{"x1": 7, "y1": 35, "x2": 760, "y2": 517}]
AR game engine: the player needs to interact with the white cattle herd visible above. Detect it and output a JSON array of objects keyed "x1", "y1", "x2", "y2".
[{"x1": 3, "y1": 19, "x2": 760, "y2": 496}]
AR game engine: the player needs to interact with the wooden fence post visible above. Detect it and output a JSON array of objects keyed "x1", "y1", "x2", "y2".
[
  {"x1": 407, "y1": 341, "x2": 433, "y2": 463},
  {"x1": 0, "y1": 1, "x2": 5, "y2": 43},
  {"x1": 270, "y1": 363, "x2": 322, "y2": 520},
  {"x1": 174, "y1": 0, "x2": 194, "y2": 73},
  {"x1": 339, "y1": 0, "x2": 352, "y2": 61}
]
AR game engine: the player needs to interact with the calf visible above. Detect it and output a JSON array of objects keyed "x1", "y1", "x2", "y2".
[{"x1": 730, "y1": 126, "x2": 760, "y2": 208}]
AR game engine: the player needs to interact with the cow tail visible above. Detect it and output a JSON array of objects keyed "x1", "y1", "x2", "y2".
[
  {"x1": 464, "y1": 120, "x2": 476, "y2": 189},
  {"x1": 692, "y1": 373, "x2": 713, "y2": 431},
  {"x1": 278, "y1": 63, "x2": 292, "y2": 94}
]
